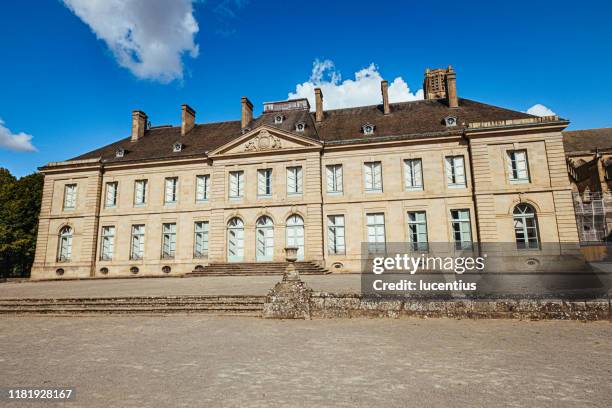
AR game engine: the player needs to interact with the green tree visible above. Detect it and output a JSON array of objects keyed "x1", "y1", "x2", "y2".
[{"x1": 0, "y1": 168, "x2": 43, "y2": 278}]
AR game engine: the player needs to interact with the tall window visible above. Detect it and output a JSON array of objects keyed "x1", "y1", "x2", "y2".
[
  {"x1": 258, "y1": 168, "x2": 273, "y2": 197},
  {"x1": 130, "y1": 224, "x2": 145, "y2": 260},
  {"x1": 407, "y1": 212, "x2": 428, "y2": 251},
  {"x1": 364, "y1": 161, "x2": 383, "y2": 192},
  {"x1": 366, "y1": 213, "x2": 386, "y2": 253},
  {"x1": 513, "y1": 204, "x2": 539, "y2": 249},
  {"x1": 326, "y1": 164, "x2": 343, "y2": 194},
  {"x1": 162, "y1": 223, "x2": 177, "y2": 259},
  {"x1": 194, "y1": 221, "x2": 209, "y2": 258},
  {"x1": 451, "y1": 209, "x2": 472, "y2": 249},
  {"x1": 507, "y1": 150, "x2": 530, "y2": 183},
  {"x1": 327, "y1": 215, "x2": 345, "y2": 255},
  {"x1": 105, "y1": 181, "x2": 118, "y2": 208},
  {"x1": 57, "y1": 226, "x2": 73, "y2": 262},
  {"x1": 445, "y1": 155, "x2": 466, "y2": 188},
  {"x1": 164, "y1": 177, "x2": 178, "y2": 204},
  {"x1": 229, "y1": 171, "x2": 244, "y2": 199},
  {"x1": 100, "y1": 226, "x2": 115, "y2": 261},
  {"x1": 404, "y1": 159, "x2": 423, "y2": 191},
  {"x1": 286, "y1": 166, "x2": 303, "y2": 195},
  {"x1": 134, "y1": 179, "x2": 147, "y2": 206},
  {"x1": 63, "y1": 184, "x2": 77, "y2": 210},
  {"x1": 196, "y1": 175, "x2": 210, "y2": 202}
]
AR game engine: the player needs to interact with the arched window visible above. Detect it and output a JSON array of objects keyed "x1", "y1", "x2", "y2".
[
  {"x1": 256, "y1": 216, "x2": 274, "y2": 261},
  {"x1": 286, "y1": 215, "x2": 305, "y2": 261},
  {"x1": 58, "y1": 226, "x2": 73, "y2": 262},
  {"x1": 513, "y1": 204, "x2": 539, "y2": 249},
  {"x1": 227, "y1": 218, "x2": 244, "y2": 262}
]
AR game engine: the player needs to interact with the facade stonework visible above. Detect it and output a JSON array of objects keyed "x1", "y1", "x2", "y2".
[{"x1": 31, "y1": 68, "x2": 580, "y2": 279}]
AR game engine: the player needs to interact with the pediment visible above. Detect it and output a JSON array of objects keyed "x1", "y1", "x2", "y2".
[{"x1": 209, "y1": 126, "x2": 321, "y2": 157}]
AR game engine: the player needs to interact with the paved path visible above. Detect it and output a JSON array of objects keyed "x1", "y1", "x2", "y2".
[
  {"x1": 0, "y1": 275, "x2": 362, "y2": 299},
  {"x1": 1, "y1": 317, "x2": 611, "y2": 407}
]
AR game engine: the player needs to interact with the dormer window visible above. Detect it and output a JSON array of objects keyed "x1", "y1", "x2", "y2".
[
  {"x1": 274, "y1": 114, "x2": 284, "y2": 124},
  {"x1": 444, "y1": 116, "x2": 457, "y2": 127},
  {"x1": 173, "y1": 143, "x2": 183, "y2": 153},
  {"x1": 362, "y1": 123, "x2": 375, "y2": 135},
  {"x1": 115, "y1": 148, "x2": 125, "y2": 158},
  {"x1": 295, "y1": 121, "x2": 306, "y2": 132}
]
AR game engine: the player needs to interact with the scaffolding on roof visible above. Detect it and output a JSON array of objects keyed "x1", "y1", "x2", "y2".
[{"x1": 572, "y1": 191, "x2": 612, "y2": 243}]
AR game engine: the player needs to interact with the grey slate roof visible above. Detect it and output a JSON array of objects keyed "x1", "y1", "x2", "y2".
[
  {"x1": 562, "y1": 127, "x2": 612, "y2": 154},
  {"x1": 71, "y1": 98, "x2": 538, "y2": 164}
]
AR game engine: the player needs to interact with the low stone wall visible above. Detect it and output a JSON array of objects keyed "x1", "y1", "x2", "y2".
[{"x1": 309, "y1": 293, "x2": 611, "y2": 321}]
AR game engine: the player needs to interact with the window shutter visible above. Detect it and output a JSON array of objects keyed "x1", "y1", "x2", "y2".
[
  {"x1": 364, "y1": 164, "x2": 373, "y2": 189},
  {"x1": 296, "y1": 167, "x2": 303, "y2": 193},
  {"x1": 445, "y1": 157, "x2": 454, "y2": 184},
  {"x1": 516, "y1": 151, "x2": 528, "y2": 179},
  {"x1": 455, "y1": 156, "x2": 465, "y2": 185},
  {"x1": 258, "y1": 170, "x2": 266, "y2": 195}
]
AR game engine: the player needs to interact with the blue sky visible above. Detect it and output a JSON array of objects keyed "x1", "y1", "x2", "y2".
[{"x1": 0, "y1": 0, "x2": 610, "y2": 177}]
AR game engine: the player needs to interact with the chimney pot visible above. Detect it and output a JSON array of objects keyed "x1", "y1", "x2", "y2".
[
  {"x1": 381, "y1": 80, "x2": 390, "y2": 115},
  {"x1": 131, "y1": 110, "x2": 147, "y2": 142},
  {"x1": 181, "y1": 104, "x2": 196, "y2": 136},
  {"x1": 241, "y1": 97, "x2": 253, "y2": 129},
  {"x1": 315, "y1": 88, "x2": 324, "y2": 122}
]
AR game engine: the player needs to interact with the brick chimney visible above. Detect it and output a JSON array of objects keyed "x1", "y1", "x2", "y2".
[
  {"x1": 181, "y1": 104, "x2": 196, "y2": 136},
  {"x1": 315, "y1": 88, "x2": 323, "y2": 122},
  {"x1": 423, "y1": 66, "x2": 459, "y2": 108},
  {"x1": 381, "y1": 80, "x2": 390, "y2": 115},
  {"x1": 241, "y1": 97, "x2": 253, "y2": 129},
  {"x1": 446, "y1": 66, "x2": 458, "y2": 108},
  {"x1": 131, "y1": 110, "x2": 147, "y2": 142}
]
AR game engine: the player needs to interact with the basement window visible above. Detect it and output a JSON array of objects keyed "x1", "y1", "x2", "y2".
[
  {"x1": 274, "y1": 114, "x2": 284, "y2": 124},
  {"x1": 173, "y1": 143, "x2": 183, "y2": 152},
  {"x1": 295, "y1": 121, "x2": 305, "y2": 132},
  {"x1": 362, "y1": 123, "x2": 375, "y2": 135}
]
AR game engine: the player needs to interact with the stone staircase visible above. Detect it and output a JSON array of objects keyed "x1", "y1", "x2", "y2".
[
  {"x1": 0, "y1": 295, "x2": 265, "y2": 316},
  {"x1": 185, "y1": 261, "x2": 330, "y2": 277}
]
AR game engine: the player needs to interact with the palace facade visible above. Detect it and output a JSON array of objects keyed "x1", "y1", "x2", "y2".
[{"x1": 31, "y1": 66, "x2": 580, "y2": 279}]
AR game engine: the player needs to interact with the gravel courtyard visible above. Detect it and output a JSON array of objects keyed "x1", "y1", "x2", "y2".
[{"x1": 1, "y1": 316, "x2": 610, "y2": 407}]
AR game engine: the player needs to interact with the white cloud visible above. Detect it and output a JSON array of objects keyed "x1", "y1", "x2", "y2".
[
  {"x1": 288, "y1": 59, "x2": 423, "y2": 110},
  {"x1": 0, "y1": 118, "x2": 37, "y2": 152},
  {"x1": 62, "y1": 0, "x2": 199, "y2": 83},
  {"x1": 526, "y1": 103, "x2": 556, "y2": 117}
]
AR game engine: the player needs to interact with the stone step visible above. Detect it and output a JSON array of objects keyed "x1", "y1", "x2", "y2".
[
  {"x1": 0, "y1": 295, "x2": 266, "y2": 316},
  {"x1": 186, "y1": 261, "x2": 330, "y2": 276}
]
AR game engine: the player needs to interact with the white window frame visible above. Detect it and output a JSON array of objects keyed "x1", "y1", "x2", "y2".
[
  {"x1": 130, "y1": 224, "x2": 145, "y2": 260},
  {"x1": 327, "y1": 215, "x2": 346, "y2": 255},
  {"x1": 364, "y1": 161, "x2": 383, "y2": 192},
  {"x1": 57, "y1": 226, "x2": 73, "y2": 262},
  {"x1": 257, "y1": 168, "x2": 273, "y2": 197},
  {"x1": 366, "y1": 213, "x2": 386, "y2": 254},
  {"x1": 404, "y1": 159, "x2": 424, "y2": 191},
  {"x1": 63, "y1": 184, "x2": 77, "y2": 210},
  {"x1": 407, "y1": 211, "x2": 428, "y2": 251},
  {"x1": 513, "y1": 204, "x2": 539, "y2": 249},
  {"x1": 286, "y1": 166, "x2": 303, "y2": 195},
  {"x1": 196, "y1": 174, "x2": 210, "y2": 202},
  {"x1": 451, "y1": 209, "x2": 472, "y2": 250},
  {"x1": 100, "y1": 226, "x2": 115, "y2": 261},
  {"x1": 134, "y1": 179, "x2": 147, "y2": 206},
  {"x1": 164, "y1": 177, "x2": 178, "y2": 204},
  {"x1": 194, "y1": 221, "x2": 209, "y2": 258},
  {"x1": 105, "y1": 181, "x2": 118, "y2": 208},
  {"x1": 445, "y1": 155, "x2": 466, "y2": 188},
  {"x1": 162, "y1": 223, "x2": 177, "y2": 259},
  {"x1": 229, "y1": 170, "x2": 244, "y2": 199},
  {"x1": 326, "y1": 164, "x2": 343, "y2": 195},
  {"x1": 507, "y1": 149, "x2": 530, "y2": 184}
]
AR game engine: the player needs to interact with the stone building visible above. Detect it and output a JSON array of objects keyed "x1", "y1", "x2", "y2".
[
  {"x1": 31, "y1": 66, "x2": 579, "y2": 279},
  {"x1": 563, "y1": 127, "x2": 612, "y2": 242}
]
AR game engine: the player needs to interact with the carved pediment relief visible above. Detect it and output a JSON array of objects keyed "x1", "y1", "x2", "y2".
[
  {"x1": 243, "y1": 130, "x2": 282, "y2": 152},
  {"x1": 209, "y1": 125, "x2": 322, "y2": 157}
]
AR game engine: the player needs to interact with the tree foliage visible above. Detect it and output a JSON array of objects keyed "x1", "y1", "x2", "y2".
[{"x1": 0, "y1": 168, "x2": 43, "y2": 278}]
